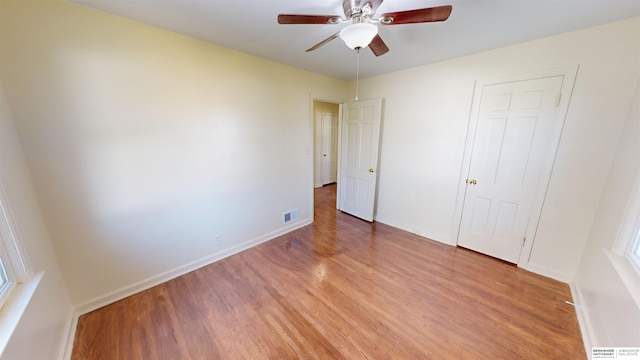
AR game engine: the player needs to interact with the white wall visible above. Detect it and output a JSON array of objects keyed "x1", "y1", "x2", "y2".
[
  {"x1": 358, "y1": 17, "x2": 640, "y2": 281},
  {"x1": 0, "y1": 0, "x2": 347, "y2": 308},
  {"x1": 313, "y1": 100, "x2": 339, "y2": 187},
  {"x1": 572, "y1": 78, "x2": 640, "y2": 348},
  {"x1": 1, "y1": 0, "x2": 638, "y2": 355},
  {"x1": 0, "y1": 83, "x2": 73, "y2": 359}
]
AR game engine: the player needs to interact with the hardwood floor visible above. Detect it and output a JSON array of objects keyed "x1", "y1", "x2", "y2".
[{"x1": 72, "y1": 184, "x2": 585, "y2": 359}]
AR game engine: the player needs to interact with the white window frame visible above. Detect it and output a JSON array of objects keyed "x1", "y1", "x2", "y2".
[
  {"x1": 0, "y1": 180, "x2": 43, "y2": 357},
  {"x1": 625, "y1": 216, "x2": 640, "y2": 274},
  {"x1": 607, "y1": 168, "x2": 640, "y2": 309},
  {"x1": 0, "y1": 184, "x2": 32, "y2": 310}
]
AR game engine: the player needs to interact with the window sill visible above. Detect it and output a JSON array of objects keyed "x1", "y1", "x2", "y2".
[
  {"x1": 0, "y1": 271, "x2": 43, "y2": 357},
  {"x1": 605, "y1": 250, "x2": 640, "y2": 310}
]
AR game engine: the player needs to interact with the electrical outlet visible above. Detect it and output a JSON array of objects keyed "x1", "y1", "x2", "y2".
[{"x1": 214, "y1": 235, "x2": 222, "y2": 245}]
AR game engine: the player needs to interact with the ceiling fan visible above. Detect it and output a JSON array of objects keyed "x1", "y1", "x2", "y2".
[{"x1": 278, "y1": 0, "x2": 452, "y2": 56}]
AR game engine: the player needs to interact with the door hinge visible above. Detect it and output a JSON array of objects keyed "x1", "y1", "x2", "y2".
[
  {"x1": 555, "y1": 93, "x2": 562, "y2": 107},
  {"x1": 522, "y1": 236, "x2": 527, "y2": 247}
]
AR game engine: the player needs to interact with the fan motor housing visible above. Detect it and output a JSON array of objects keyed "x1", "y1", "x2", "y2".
[{"x1": 343, "y1": 0, "x2": 374, "y2": 19}]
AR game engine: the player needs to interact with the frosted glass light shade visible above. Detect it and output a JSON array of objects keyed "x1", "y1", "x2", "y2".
[{"x1": 339, "y1": 23, "x2": 378, "y2": 49}]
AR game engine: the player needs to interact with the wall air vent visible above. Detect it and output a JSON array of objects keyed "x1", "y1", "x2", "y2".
[{"x1": 283, "y1": 208, "x2": 299, "y2": 224}]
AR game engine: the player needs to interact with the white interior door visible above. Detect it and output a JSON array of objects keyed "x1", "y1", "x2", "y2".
[
  {"x1": 338, "y1": 99, "x2": 382, "y2": 222},
  {"x1": 458, "y1": 75, "x2": 566, "y2": 263},
  {"x1": 321, "y1": 113, "x2": 338, "y2": 185}
]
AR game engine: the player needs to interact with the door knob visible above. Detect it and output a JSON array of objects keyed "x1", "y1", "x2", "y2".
[
  {"x1": 369, "y1": 168, "x2": 375, "y2": 173},
  {"x1": 323, "y1": 154, "x2": 327, "y2": 157},
  {"x1": 467, "y1": 179, "x2": 477, "y2": 185}
]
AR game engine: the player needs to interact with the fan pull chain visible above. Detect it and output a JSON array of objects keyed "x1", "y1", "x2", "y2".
[{"x1": 355, "y1": 48, "x2": 360, "y2": 101}]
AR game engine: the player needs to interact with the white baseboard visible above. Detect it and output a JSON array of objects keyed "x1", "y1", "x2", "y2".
[
  {"x1": 374, "y1": 216, "x2": 455, "y2": 246},
  {"x1": 61, "y1": 219, "x2": 311, "y2": 359},
  {"x1": 520, "y1": 262, "x2": 571, "y2": 283},
  {"x1": 73, "y1": 218, "x2": 311, "y2": 316},
  {"x1": 570, "y1": 282, "x2": 594, "y2": 360},
  {"x1": 59, "y1": 310, "x2": 78, "y2": 360}
]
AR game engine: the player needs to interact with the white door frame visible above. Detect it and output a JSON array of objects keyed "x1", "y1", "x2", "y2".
[
  {"x1": 314, "y1": 110, "x2": 339, "y2": 187},
  {"x1": 452, "y1": 66, "x2": 579, "y2": 269},
  {"x1": 309, "y1": 96, "x2": 343, "y2": 221},
  {"x1": 336, "y1": 103, "x2": 343, "y2": 210}
]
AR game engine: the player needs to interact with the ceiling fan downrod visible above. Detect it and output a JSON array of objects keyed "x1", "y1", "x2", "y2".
[{"x1": 354, "y1": 47, "x2": 361, "y2": 101}]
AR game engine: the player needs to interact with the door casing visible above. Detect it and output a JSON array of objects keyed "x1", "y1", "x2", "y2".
[
  {"x1": 453, "y1": 66, "x2": 579, "y2": 268},
  {"x1": 309, "y1": 97, "x2": 343, "y2": 221}
]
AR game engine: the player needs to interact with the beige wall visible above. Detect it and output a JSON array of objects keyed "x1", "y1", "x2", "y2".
[
  {"x1": 313, "y1": 100, "x2": 340, "y2": 116},
  {"x1": 1, "y1": 0, "x2": 638, "y2": 357},
  {"x1": 357, "y1": 17, "x2": 639, "y2": 351},
  {"x1": 0, "y1": 83, "x2": 72, "y2": 358},
  {"x1": 573, "y1": 78, "x2": 640, "y2": 347},
  {"x1": 358, "y1": 17, "x2": 639, "y2": 282},
  {"x1": 0, "y1": 0, "x2": 347, "y2": 313}
]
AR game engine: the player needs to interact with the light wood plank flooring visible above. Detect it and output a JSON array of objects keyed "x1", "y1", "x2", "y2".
[{"x1": 72, "y1": 184, "x2": 585, "y2": 359}]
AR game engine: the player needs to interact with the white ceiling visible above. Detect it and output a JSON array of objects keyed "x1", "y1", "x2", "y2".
[{"x1": 69, "y1": 0, "x2": 640, "y2": 80}]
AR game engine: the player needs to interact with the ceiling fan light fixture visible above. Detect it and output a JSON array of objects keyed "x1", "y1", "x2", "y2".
[{"x1": 339, "y1": 22, "x2": 378, "y2": 49}]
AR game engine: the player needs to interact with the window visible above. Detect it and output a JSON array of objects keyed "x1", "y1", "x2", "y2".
[
  {"x1": 0, "y1": 182, "x2": 41, "y2": 356},
  {"x1": 0, "y1": 185, "x2": 31, "y2": 310},
  {"x1": 0, "y1": 246, "x2": 16, "y2": 310},
  {"x1": 0, "y1": 259, "x2": 10, "y2": 299},
  {"x1": 606, "y1": 170, "x2": 640, "y2": 310},
  {"x1": 629, "y1": 226, "x2": 640, "y2": 273}
]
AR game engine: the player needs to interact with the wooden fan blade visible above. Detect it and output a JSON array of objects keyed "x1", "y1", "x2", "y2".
[
  {"x1": 380, "y1": 5, "x2": 452, "y2": 25},
  {"x1": 278, "y1": 14, "x2": 342, "y2": 24},
  {"x1": 306, "y1": 32, "x2": 340, "y2": 52},
  {"x1": 369, "y1": 34, "x2": 389, "y2": 57}
]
